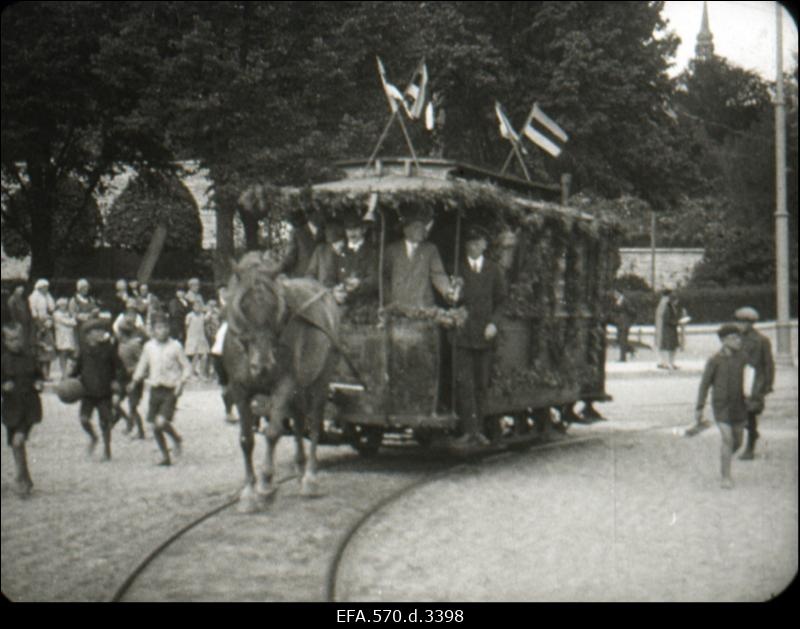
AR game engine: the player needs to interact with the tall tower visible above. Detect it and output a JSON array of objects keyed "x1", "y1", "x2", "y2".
[{"x1": 695, "y1": 1, "x2": 715, "y2": 60}]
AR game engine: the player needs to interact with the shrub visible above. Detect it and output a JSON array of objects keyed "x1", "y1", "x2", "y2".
[
  {"x1": 614, "y1": 273, "x2": 651, "y2": 292},
  {"x1": 104, "y1": 171, "x2": 202, "y2": 253}
]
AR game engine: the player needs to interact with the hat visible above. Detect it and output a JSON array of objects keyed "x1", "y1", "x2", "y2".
[
  {"x1": 717, "y1": 323, "x2": 741, "y2": 339},
  {"x1": 734, "y1": 306, "x2": 759, "y2": 322},
  {"x1": 323, "y1": 219, "x2": 345, "y2": 243},
  {"x1": 464, "y1": 225, "x2": 490, "y2": 243},
  {"x1": 342, "y1": 211, "x2": 368, "y2": 229},
  {"x1": 401, "y1": 206, "x2": 433, "y2": 225},
  {"x1": 34, "y1": 278, "x2": 50, "y2": 290}
]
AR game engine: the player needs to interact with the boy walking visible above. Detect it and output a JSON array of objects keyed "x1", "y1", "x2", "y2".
[
  {"x1": 693, "y1": 324, "x2": 748, "y2": 489},
  {"x1": 72, "y1": 318, "x2": 122, "y2": 461},
  {"x1": 130, "y1": 314, "x2": 191, "y2": 466},
  {"x1": 2, "y1": 322, "x2": 44, "y2": 496}
]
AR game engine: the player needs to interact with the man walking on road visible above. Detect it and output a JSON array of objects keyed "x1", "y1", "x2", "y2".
[{"x1": 734, "y1": 307, "x2": 775, "y2": 460}]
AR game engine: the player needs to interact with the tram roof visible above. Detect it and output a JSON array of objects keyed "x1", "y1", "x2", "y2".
[{"x1": 310, "y1": 157, "x2": 595, "y2": 222}]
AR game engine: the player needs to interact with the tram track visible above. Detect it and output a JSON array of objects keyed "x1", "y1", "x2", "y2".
[{"x1": 108, "y1": 404, "x2": 797, "y2": 603}]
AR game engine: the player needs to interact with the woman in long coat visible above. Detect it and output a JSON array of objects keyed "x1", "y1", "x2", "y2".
[
  {"x1": 28, "y1": 279, "x2": 56, "y2": 379},
  {"x1": 659, "y1": 294, "x2": 681, "y2": 370}
]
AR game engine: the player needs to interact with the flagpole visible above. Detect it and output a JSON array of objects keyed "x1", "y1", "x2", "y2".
[
  {"x1": 499, "y1": 103, "x2": 535, "y2": 176},
  {"x1": 365, "y1": 110, "x2": 398, "y2": 172},
  {"x1": 500, "y1": 149, "x2": 514, "y2": 174},
  {"x1": 511, "y1": 141, "x2": 531, "y2": 181},
  {"x1": 395, "y1": 111, "x2": 420, "y2": 171}
]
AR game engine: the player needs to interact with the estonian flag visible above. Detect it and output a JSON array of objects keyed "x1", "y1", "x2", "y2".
[
  {"x1": 404, "y1": 60, "x2": 429, "y2": 120},
  {"x1": 522, "y1": 103, "x2": 568, "y2": 158},
  {"x1": 376, "y1": 56, "x2": 406, "y2": 114}
]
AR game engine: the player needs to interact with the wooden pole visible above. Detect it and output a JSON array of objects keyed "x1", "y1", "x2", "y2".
[
  {"x1": 511, "y1": 141, "x2": 531, "y2": 181},
  {"x1": 451, "y1": 210, "x2": 462, "y2": 415},
  {"x1": 365, "y1": 110, "x2": 398, "y2": 172},
  {"x1": 395, "y1": 111, "x2": 420, "y2": 171},
  {"x1": 773, "y1": 4, "x2": 793, "y2": 365}
]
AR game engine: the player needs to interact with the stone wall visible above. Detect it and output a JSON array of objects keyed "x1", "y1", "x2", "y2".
[{"x1": 618, "y1": 247, "x2": 705, "y2": 291}]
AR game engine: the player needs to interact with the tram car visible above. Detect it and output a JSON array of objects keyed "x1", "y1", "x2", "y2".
[{"x1": 242, "y1": 158, "x2": 622, "y2": 454}]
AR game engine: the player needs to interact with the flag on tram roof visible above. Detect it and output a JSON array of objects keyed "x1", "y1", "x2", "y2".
[
  {"x1": 404, "y1": 59, "x2": 429, "y2": 120},
  {"x1": 495, "y1": 101, "x2": 521, "y2": 144},
  {"x1": 376, "y1": 56, "x2": 406, "y2": 114},
  {"x1": 522, "y1": 103, "x2": 568, "y2": 158}
]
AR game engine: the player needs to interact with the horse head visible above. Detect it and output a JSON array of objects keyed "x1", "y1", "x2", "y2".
[{"x1": 227, "y1": 253, "x2": 287, "y2": 380}]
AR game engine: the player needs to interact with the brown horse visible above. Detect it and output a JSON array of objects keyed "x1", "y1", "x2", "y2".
[{"x1": 224, "y1": 252, "x2": 340, "y2": 511}]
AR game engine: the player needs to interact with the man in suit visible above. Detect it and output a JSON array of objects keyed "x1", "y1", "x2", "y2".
[
  {"x1": 340, "y1": 212, "x2": 378, "y2": 308},
  {"x1": 451, "y1": 225, "x2": 506, "y2": 447},
  {"x1": 734, "y1": 306, "x2": 775, "y2": 460},
  {"x1": 281, "y1": 209, "x2": 324, "y2": 278},
  {"x1": 305, "y1": 219, "x2": 348, "y2": 301},
  {"x1": 384, "y1": 208, "x2": 455, "y2": 308}
]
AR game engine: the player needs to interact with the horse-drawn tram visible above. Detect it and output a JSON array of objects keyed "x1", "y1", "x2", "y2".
[{"x1": 238, "y1": 157, "x2": 622, "y2": 459}]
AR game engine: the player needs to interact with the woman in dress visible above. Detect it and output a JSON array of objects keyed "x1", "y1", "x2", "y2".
[{"x1": 28, "y1": 279, "x2": 56, "y2": 379}]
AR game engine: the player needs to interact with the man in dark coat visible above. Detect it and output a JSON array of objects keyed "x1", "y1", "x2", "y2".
[
  {"x1": 340, "y1": 212, "x2": 378, "y2": 309},
  {"x1": 168, "y1": 285, "x2": 191, "y2": 344},
  {"x1": 281, "y1": 209, "x2": 324, "y2": 278},
  {"x1": 383, "y1": 208, "x2": 455, "y2": 308},
  {"x1": 451, "y1": 225, "x2": 506, "y2": 447},
  {"x1": 611, "y1": 289, "x2": 637, "y2": 362},
  {"x1": 305, "y1": 219, "x2": 348, "y2": 297},
  {"x1": 734, "y1": 306, "x2": 775, "y2": 460}
]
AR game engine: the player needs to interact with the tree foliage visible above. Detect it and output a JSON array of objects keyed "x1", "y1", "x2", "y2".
[
  {"x1": 105, "y1": 172, "x2": 202, "y2": 253},
  {"x1": 1, "y1": 178, "x2": 102, "y2": 257}
]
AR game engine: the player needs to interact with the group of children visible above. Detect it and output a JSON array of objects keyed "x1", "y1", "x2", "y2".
[{"x1": 690, "y1": 306, "x2": 776, "y2": 489}]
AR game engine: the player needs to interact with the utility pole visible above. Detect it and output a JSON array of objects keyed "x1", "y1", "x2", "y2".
[{"x1": 773, "y1": 4, "x2": 793, "y2": 366}]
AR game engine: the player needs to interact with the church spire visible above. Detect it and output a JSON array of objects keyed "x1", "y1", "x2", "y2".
[{"x1": 695, "y1": 1, "x2": 715, "y2": 60}]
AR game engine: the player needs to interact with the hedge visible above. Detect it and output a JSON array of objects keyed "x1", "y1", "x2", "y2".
[{"x1": 625, "y1": 285, "x2": 799, "y2": 325}]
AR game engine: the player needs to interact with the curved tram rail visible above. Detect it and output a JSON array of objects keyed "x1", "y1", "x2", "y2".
[{"x1": 109, "y1": 395, "x2": 797, "y2": 603}]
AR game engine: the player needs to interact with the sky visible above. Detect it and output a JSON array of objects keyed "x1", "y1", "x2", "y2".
[{"x1": 661, "y1": 1, "x2": 798, "y2": 78}]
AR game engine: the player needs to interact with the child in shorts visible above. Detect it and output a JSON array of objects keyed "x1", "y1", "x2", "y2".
[
  {"x1": 130, "y1": 314, "x2": 191, "y2": 466},
  {"x1": 693, "y1": 323, "x2": 747, "y2": 489},
  {"x1": 73, "y1": 318, "x2": 123, "y2": 460},
  {"x1": 1, "y1": 322, "x2": 44, "y2": 497}
]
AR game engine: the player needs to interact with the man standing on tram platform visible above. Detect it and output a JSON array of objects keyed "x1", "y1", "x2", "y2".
[
  {"x1": 281, "y1": 209, "x2": 324, "y2": 278},
  {"x1": 384, "y1": 207, "x2": 456, "y2": 308},
  {"x1": 339, "y1": 212, "x2": 378, "y2": 308},
  {"x1": 305, "y1": 219, "x2": 348, "y2": 298},
  {"x1": 450, "y1": 225, "x2": 506, "y2": 447}
]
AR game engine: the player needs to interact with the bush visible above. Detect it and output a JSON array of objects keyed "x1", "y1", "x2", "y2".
[
  {"x1": 625, "y1": 285, "x2": 798, "y2": 325},
  {"x1": 614, "y1": 273, "x2": 651, "y2": 292},
  {"x1": 104, "y1": 171, "x2": 202, "y2": 253}
]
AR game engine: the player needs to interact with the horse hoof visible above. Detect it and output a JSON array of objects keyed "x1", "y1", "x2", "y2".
[
  {"x1": 301, "y1": 475, "x2": 322, "y2": 498},
  {"x1": 256, "y1": 483, "x2": 277, "y2": 500},
  {"x1": 237, "y1": 486, "x2": 262, "y2": 514}
]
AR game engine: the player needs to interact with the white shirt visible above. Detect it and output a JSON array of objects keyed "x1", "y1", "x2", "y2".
[
  {"x1": 405, "y1": 240, "x2": 418, "y2": 259},
  {"x1": 133, "y1": 338, "x2": 191, "y2": 389},
  {"x1": 348, "y1": 239, "x2": 365, "y2": 253},
  {"x1": 468, "y1": 255, "x2": 484, "y2": 273}
]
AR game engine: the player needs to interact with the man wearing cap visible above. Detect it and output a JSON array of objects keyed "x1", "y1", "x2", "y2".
[
  {"x1": 734, "y1": 307, "x2": 775, "y2": 460},
  {"x1": 451, "y1": 225, "x2": 506, "y2": 447},
  {"x1": 340, "y1": 212, "x2": 378, "y2": 308},
  {"x1": 384, "y1": 208, "x2": 455, "y2": 308}
]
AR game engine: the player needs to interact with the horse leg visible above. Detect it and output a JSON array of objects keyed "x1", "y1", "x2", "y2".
[
  {"x1": 233, "y1": 389, "x2": 260, "y2": 513},
  {"x1": 301, "y1": 389, "x2": 325, "y2": 497},
  {"x1": 257, "y1": 377, "x2": 293, "y2": 498}
]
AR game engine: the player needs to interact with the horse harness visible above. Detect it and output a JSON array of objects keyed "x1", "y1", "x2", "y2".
[{"x1": 277, "y1": 281, "x2": 369, "y2": 391}]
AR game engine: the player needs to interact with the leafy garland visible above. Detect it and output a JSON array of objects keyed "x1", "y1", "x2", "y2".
[{"x1": 379, "y1": 304, "x2": 468, "y2": 329}]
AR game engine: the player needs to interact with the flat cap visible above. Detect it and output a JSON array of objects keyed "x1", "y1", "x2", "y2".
[
  {"x1": 734, "y1": 306, "x2": 759, "y2": 321},
  {"x1": 717, "y1": 323, "x2": 741, "y2": 339}
]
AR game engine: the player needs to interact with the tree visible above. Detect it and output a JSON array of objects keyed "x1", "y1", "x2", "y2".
[
  {"x1": 104, "y1": 172, "x2": 202, "y2": 253},
  {"x1": 2, "y1": 178, "x2": 102, "y2": 257},
  {"x1": 1, "y1": 2, "x2": 176, "y2": 277}
]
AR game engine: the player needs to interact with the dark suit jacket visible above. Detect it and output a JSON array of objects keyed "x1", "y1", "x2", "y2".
[
  {"x1": 454, "y1": 257, "x2": 506, "y2": 349},
  {"x1": 168, "y1": 297, "x2": 190, "y2": 341},
  {"x1": 305, "y1": 243, "x2": 347, "y2": 288},
  {"x1": 384, "y1": 240, "x2": 451, "y2": 307},
  {"x1": 341, "y1": 243, "x2": 378, "y2": 301},
  {"x1": 741, "y1": 329, "x2": 775, "y2": 399}
]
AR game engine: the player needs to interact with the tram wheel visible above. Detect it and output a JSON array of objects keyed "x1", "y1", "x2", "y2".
[{"x1": 349, "y1": 425, "x2": 383, "y2": 457}]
